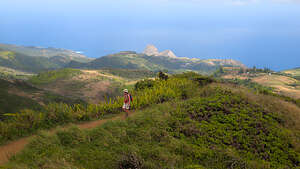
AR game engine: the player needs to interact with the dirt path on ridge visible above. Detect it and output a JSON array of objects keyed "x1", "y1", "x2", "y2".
[{"x1": 0, "y1": 111, "x2": 134, "y2": 166}]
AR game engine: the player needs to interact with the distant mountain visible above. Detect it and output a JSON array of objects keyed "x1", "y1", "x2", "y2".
[
  {"x1": 0, "y1": 43, "x2": 246, "y2": 74},
  {"x1": 0, "y1": 43, "x2": 93, "y2": 73},
  {"x1": 67, "y1": 45, "x2": 246, "y2": 74},
  {"x1": 0, "y1": 43, "x2": 92, "y2": 62},
  {"x1": 143, "y1": 44, "x2": 177, "y2": 58}
]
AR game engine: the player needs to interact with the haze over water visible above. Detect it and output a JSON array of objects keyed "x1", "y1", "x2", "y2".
[{"x1": 0, "y1": 0, "x2": 300, "y2": 70}]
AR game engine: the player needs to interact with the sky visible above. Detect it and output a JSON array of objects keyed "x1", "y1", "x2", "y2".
[{"x1": 0, "y1": 0, "x2": 300, "y2": 70}]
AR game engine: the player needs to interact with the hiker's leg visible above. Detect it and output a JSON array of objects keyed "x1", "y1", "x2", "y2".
[{"x1": 125, "y1": 109, "x2": 129, "y2": 117}]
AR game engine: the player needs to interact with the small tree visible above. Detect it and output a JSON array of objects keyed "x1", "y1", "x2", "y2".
[{"x1": 158, "y1": 71, "x2": 168, "y2": 80}]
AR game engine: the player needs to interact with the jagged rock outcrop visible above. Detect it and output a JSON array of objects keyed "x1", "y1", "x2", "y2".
[
  {"x1": 143, "y1": 45, "x2": 159, "y2": 56},
  {"x1": 159, "y1": 50, "x2": 177, "y2": 58},
  {"x1": 143, "y1": 44, "x2": 178, "y2": 58}
]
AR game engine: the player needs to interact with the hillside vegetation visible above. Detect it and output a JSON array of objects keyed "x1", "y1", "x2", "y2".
[
  {"x1": 0, "y1": 78, "x2": 84, "y2": 120},
  {"x1": 282, "y1": 68, "x2": 300, "y2": 80},
  {"x1": 0, "y1": 44, "x2": 92, "y2": 73},
  {"x1": 0, "y1": 66, "x2": 34, "y2": 80},
  {"x1": 28, "y1": 68, "x2": 156, "y2": 103},
  {"x1": 1, "y1": 72, "x2": 300, "y2": 168}
]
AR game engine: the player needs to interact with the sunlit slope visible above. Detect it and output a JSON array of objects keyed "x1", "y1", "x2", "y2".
[
  {"x1": 282, "y1": 67, "x2": 300, "y2": 78},
  {"x1": 223, "y1": 72, "x2": 300, "y2": 99},
  {"x1": 0, "y1": 78, "x2": 81, "y2": 120},
  {"x1": 3, "y1": 73, "x2": 300, "y2": 169},
  {"x1": 29, "y1": 68, "x2": 156, "y2": 103},
  {"x1": 0, "y1": 44, "x2": 92, "y2": 73}
]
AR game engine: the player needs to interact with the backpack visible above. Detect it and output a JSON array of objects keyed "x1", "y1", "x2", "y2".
[{"x1": 129, "y1": 94, "x2": 133, "y2": 102}]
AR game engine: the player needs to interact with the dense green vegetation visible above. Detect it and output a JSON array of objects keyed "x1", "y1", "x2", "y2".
[
  {"x1": 29, "y1": 68, "x2": 82, "y2": 85},
  {"x1": 3, "y1": 73, "x2": 300, "y2": 168}
]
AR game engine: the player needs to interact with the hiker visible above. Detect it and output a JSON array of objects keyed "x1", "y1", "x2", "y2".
[{"x1": 122, "y1": 89, "x2": 132, "y2": 118}]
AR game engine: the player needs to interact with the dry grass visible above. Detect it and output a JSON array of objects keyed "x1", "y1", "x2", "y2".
[
  {"x1": 283, "y1": 69, "x2": 300, "y2": 76},
  {"x1": 222, "y1": 73, "x2": 300, "y2": 99},
  {"x1": 34, "y1": 69, "x2": 141, "y2": 103}
]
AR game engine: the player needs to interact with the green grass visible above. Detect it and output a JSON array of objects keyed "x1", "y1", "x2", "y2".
[
  {"x1": 1, "y1": 73, "x2": 300, "y2": 168},
  {"x1": 0, "y1": 51, "x2": 15, "y2": 60},
  {"x1": 29, "y1": 68, "x2": 82, "y2": 85},
  {"x1": 0, "y1": 74, "x2": 200, "y2": 145},
  {"x1": 4, "y1": 84, "x2": 300, "y2": 169}
]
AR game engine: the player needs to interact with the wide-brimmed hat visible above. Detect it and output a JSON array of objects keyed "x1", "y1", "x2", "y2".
[{"x1": 123, "y1": 89, "x2": 128, "y2": 93}]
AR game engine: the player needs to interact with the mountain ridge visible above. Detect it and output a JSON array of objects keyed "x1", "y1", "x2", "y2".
[{"x1": 0, "y1": 43, "x2": 246, "y2": 74}]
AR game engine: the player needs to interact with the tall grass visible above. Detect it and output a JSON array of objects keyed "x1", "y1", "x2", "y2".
[{"x1": 0, "y1": 75, "x2": 202, "y2": 145}]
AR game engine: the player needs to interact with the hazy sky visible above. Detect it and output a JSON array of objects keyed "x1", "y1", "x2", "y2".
[{"x1": 0, "y1": 0, "x2": 300, "y2": 70}]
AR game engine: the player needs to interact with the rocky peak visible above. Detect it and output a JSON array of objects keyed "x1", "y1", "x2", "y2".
[
  {"x1": 143, "y1": 44, "x2": 177, "y2": 58},
  {"x1": 143, "y1": 44, "x2": 159, "y2": 56},
  {"x1": 159, "y1": 50, "x2": 177, "y2": 58}
]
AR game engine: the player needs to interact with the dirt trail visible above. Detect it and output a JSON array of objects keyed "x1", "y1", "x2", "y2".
[{"x1": 0, "y1": 112, "x2": 134, "y2": 166}]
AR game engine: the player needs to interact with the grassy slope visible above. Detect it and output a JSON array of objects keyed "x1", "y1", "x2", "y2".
[
  {"x1": 0, "y1": 79, "x2": 43, "y2": 119},
  {"x1": 0, "y1": 77, "x2": 85, "y2": 120},
  {"x1": 222, "y1": 73, "x2": 300, "y2": 99},
  {"x1": 0, "y1": 43, "x2": 92, "y2": 63},
  {"x1": 3, "y1": 74, "x2": 300, "y2": 169},
  {"x1": 0, "y1": 49, "x2": 61, "y2": 73},
  {"x1": 282, "y1": 68, "x2": 300, "y2": 80},
  {"x1": 0, "y1": 66, "x2": 34, "y2": 80},
  {"x1": 28, "y1": 68, "x2": 156, "y2": 103}
]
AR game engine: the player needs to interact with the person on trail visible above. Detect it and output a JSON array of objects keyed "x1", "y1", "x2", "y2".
[{"x1": 122, "y1": 89, "x2": 131, "y2": 118}]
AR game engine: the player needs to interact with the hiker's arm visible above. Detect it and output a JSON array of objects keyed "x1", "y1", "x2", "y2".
[{"x1": 129, "y1": 95, "x2": 131, "y2": 104}]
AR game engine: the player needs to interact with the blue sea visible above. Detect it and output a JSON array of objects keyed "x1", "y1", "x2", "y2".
[{"x1": 0, "y1": 0, "x2": 300, "y2": 71}]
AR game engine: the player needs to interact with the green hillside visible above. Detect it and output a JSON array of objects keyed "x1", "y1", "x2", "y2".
[
  {"x1": 1, "y1": 43, "x2": 245, "y2": 74},
  {"x1": 28, "y1": 68, "x2": 156, "y2": 103},
  {"x1": 0, "y1": 49, "x2": 61, "y2": 73},
  {"x1": 0, "y1": 44, "x2": 92, "y2": 73},
  {"x1": 67, "y1": 51, "x2": 245, "y2": 74},
  {"x1": 0, "y1": 66, "x2": 34, "y2": 80},
  {"x1": 0, "y1": 43, "x2": 92, "y2": 63},
  {"x1": 282, "y1": 68, "x2": 300, "y2": 80},
  {"x1": 0, "y1": 79, "x2": 43, "y2": 119},
  {"x1": 2, "y1": 73, "x2": 300, "y2": 168},
  {"x1": 0, "y1": 78, "x2": 85, "y2": 120}
]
